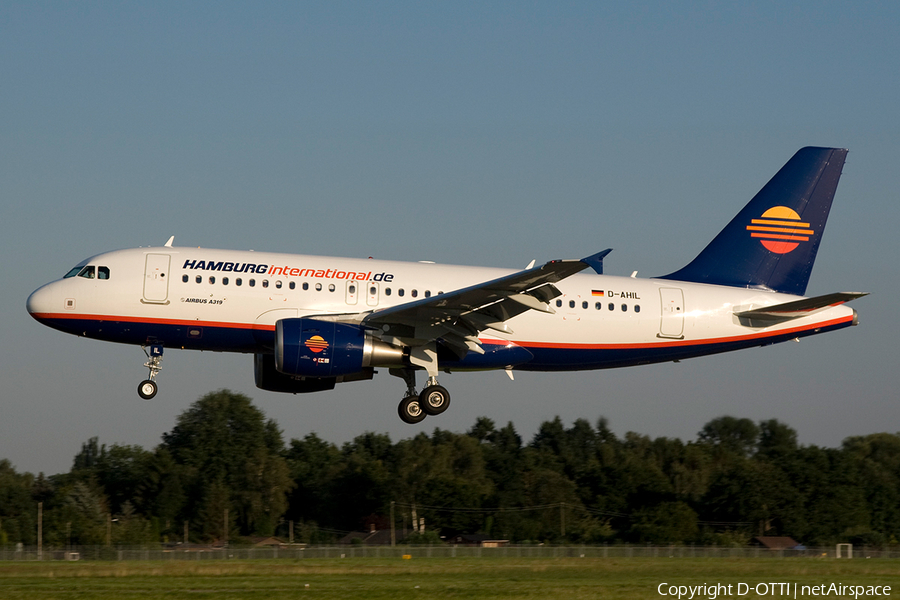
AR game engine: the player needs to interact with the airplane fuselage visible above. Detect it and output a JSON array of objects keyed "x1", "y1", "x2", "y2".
[
  {"x1": 27, "y1": 246, "x2": 858, "y2": 372},
  {"x1": 24, "y1": 148, "x2": 866, "y2": 423}
]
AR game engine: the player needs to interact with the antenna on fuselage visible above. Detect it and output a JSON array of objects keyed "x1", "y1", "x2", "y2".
[{"x1": 164, "y1": 236, "x2": 174, "y2": 247}]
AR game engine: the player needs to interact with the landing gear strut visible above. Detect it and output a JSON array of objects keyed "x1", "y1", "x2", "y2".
[
  {"x1": 138, "y1": 344, "x2": 163, "y2": 400},
  {"x1": 390, "y1": 365, "x2": 451, "y2": 424}
]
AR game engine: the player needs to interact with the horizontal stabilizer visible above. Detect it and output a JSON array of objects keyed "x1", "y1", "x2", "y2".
[{"x1": 735, "y1": 292, "x2": 867, "y2": 324}]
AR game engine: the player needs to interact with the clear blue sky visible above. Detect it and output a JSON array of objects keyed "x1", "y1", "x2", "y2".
[{"x1": 2, "y1": 1, "x2": 897, "y2": 474}]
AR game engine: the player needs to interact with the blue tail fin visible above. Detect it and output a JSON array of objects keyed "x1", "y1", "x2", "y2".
[{"x1": 660, "y1": 147, "x2": 848, "y2": 296}]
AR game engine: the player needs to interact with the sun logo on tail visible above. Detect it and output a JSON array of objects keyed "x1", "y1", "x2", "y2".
[
  {"x1": 746, "y1": 206, "x2": 814, "y2": 254},
  {"x1": 305, "y1": 335, "x2": 329, "y2": 353}
]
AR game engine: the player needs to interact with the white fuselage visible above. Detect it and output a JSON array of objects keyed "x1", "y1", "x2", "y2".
[{"x1": 26, "y1": 246, "x2": 858, "y2": 372}]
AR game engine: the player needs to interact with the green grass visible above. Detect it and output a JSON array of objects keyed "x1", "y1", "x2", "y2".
[{"x1": 0, "y1": 557, "x2": 898, "y2": 599}]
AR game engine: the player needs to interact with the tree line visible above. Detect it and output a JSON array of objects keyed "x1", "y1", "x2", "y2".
[{"x1": 1, "y1": 389, "x2": 898, "y2": 547}]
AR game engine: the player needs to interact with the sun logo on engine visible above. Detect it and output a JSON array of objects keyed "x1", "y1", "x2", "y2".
[
  {"x1": 304, "y1": 335, "x2": 329, "y2": 353},
  {"x1": 746, "y1": 206, "x2": 814, "y2": 254}
]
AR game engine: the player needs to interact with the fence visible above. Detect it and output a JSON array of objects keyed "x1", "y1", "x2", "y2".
[{"x1": 2, "y1": 544, "x2": 900, "y2": 561}]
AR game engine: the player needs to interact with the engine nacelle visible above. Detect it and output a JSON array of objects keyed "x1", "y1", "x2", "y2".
[
  {"x1": 254, "y1": 353, "x2": 338, "y2": 393},
  {"x1": 254, "y1": 353, "x2": 376, "y2": 394},
  {"x1": 275, "y1": 318, "x2": 406, "y2": 378}
]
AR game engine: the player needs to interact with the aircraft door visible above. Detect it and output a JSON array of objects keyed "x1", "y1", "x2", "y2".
[
  {"x1": 345, "y1": 280, "x2": 359, "y2": 306},
  {"x1": 143, "y1": 254, "x2": 171, "y2": 303},
  {"x1": 366, "y1": 282, "x2": 379, "y2": 306},
  {"x1": 658, "y1": 287, "x2": 684, "y2": 339}
]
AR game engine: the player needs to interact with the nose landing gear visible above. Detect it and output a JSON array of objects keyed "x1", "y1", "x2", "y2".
[{"x1": 138, "y1": 344, "x2": 163, "y2": 400}]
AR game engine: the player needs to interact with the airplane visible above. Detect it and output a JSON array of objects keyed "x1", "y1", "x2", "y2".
[{"x1": 27, "y1": 147, "x2": 866, "y2": 424}]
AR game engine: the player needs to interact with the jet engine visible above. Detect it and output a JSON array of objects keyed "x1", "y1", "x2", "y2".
[{"x1": 275, "y1": 318, "x2": 406, "y2": 378}]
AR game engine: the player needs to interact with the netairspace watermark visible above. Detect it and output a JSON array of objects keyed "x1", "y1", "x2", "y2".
[{"x1": 657, "y1": 582, "x2": 892, "y2": 599}]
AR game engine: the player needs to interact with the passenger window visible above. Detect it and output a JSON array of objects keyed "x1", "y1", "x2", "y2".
[
  {"x1": 569, "y1": 300, "x2": 575, "y2": 308},
  {"x1": 78, "y1": 266, "x2": 95, "y2": 279},
  {"x1": 302, "y1": 282, "x2": 309, "y2": 291},
  {"x1": 98, "y1": 267, "x2": 110, "y2": 280},
  {"x1": 209, "y1": 276, "x2": 216, "y2": 284},
  {"x1": 385, "y1": 288, "x2": 392, "y2": 296},
  {"x1": 556, "y1": 299, "x2": 562, "y2": 307},
  {"x1": 595, "y1": 302, "x2": 601, "y2": 310},
  {"x1": 328, "y1": 284, "x2": 335, "y2": 292},
  {"x1": 349, "y1": 284, "x2": 356, "y2": 294},
  {"x1": 249, "y1": 279, "x2": 256, "y2": 287},
  {"x1": 275, "y1": 280, "x2": 282, "y2": 289},
  {"x1": 608, "y1": 303, "x2": 614, "y2": 311},
  {"x1": 621, "y1": 304, "x2": 627, "y2": 312},
  {"x1": 398, "y1": 289, "x2": 405, "y2": 297},
  {"x1": 411, "y1": 290, "x2": 418, "y2": 298},
  {"x1": 223, "y1": 277, "x2": 229, "y2": 285},
  {"x1": 635, "y1": 305, "x2": 641, "y2": 313},
  {"x1": 262, "y1": 280, "x2": 269, "y2": 288},
  {"x1": 183, "y1": 275, "x2": 189, "y2": 283},
  {"x1": 195, "y1": 275, "x2": 202, "y2": 284},
  {"x1": 370, "y1": 286, "x2": 377, "y2": 296},
  {"x1": 315, "y1": 283, "x2": 322, "y2": 291},
  {"x1": 236, "y1": 278, "x2": 242, "y2": 286},
  {"x1": 289, "y1": 282, "x2": 295, "y2": 290},
  {"x1": 425, "y1": 290, "x2": 431, "y2": 298},
  {"x1": 582, "y1": 301, "x2": 588, "y2": 309}
]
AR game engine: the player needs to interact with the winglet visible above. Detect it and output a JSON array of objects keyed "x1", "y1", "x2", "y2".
[{"x1": 581, "y1": 249, "x2": 613, "y2": 275}]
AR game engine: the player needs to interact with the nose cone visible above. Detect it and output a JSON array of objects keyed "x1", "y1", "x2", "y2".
[{"x1": 26, "y1": 283, "x2": 56, "y2": 321}]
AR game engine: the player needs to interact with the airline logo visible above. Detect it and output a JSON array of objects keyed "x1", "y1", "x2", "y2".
[
  {"x1": 182, "y1": 259, "x2": 395, "y2": 282},
  {"x1": 746, "y1": 206, "x2": 814, "y2": 254},
  {"x1": 305, "y1": 335, "x2": 329, "y2": 354}
]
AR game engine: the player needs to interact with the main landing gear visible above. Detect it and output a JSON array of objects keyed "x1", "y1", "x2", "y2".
[
  {"x1": 391, "y1": 368, "x2": 451, "y2": 425},
  {"x1": 138, "y1": 344, "x2": 164, "y2": 400}
]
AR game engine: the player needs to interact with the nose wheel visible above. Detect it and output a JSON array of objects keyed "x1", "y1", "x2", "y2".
[
  {"x1": 138, "y1": 379, "x2": 158, "y2": 400},
  {"x1": 138, "y1": 344, "x2": 164, "y2": 400}
]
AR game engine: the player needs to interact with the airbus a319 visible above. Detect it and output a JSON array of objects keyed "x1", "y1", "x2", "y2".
[{"x1": 27, "y1": 147, "x2": 866, "y2": 423}]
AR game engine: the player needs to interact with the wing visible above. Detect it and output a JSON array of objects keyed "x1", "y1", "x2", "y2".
[{"x1": 361, "y1": 251, "x2": 608, "y2": 357}]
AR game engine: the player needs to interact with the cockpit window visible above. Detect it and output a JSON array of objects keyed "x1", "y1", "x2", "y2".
[
  {"x1": 64, "y1": 266, "x2": 83, "y2": 278},
  {"x1": 77, "y1": 266, "x2": 96, "y2": 279},
  {"x1": 98, "y1": 266, "x2": 110, "y2": 280}
]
